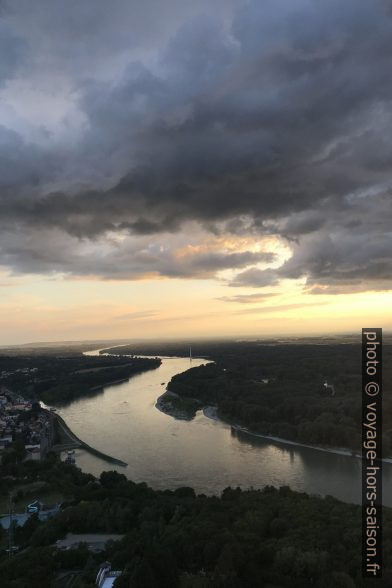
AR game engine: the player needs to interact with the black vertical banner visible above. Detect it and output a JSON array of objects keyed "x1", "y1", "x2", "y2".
[{"x1": 362, "y1": 328, "x2": 382, "y2": 578}]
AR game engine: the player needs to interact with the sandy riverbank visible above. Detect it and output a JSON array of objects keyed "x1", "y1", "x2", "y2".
[
  {"x1": 202, "y1": 406, "x2": 392, "y2": 463},
  {"x1": 155, "y1": 390, "x2": 200, "y2": 421},
  {"x1": 156, "y1": 395, "x2": 366, "y2": 460}
]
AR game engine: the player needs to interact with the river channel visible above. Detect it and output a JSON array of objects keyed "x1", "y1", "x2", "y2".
[{"x1": 56, "y1": 351, "x2": 392, "y2": 505}]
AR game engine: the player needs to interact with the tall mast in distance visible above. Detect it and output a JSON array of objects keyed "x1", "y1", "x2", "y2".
[{"x1": 189, "y1": 345, "x2": 192, "y2": 363}]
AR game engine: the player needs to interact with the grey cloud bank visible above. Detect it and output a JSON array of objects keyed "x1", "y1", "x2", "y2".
[{"x1": 0, "y1": 0, "x2": 391, "y2": 290}]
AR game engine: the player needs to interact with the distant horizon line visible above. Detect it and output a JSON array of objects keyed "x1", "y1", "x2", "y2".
[{"x1": 1, "y1": 330, "x2": 389, "y2": 349}]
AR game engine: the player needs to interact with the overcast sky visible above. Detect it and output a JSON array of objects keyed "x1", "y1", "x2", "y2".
[{"x1": 0, "y1": 0, "x2": 391, "y2": 343}]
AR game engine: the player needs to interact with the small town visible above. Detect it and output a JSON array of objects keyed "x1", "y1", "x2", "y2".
[{"x1": 0, "y1": 388, "x2": 52, "y2": 464}]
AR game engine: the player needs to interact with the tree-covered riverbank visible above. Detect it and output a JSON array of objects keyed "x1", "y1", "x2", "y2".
[
  {"x1": 0, "y1": 455, "x2": 390, "y2": 587},
  {"x1": 150, "y1": 341, "x2": 392, "y2": 456},
  {"x1": 0, "y1": 354, "x2": 161, "y2": 405}
]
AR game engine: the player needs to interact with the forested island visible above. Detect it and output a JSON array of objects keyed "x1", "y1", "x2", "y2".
[
  {"x1": 103, "y1": 340, "x2": 392, "y2": 455},
  {"x1": 0, "y1": 354, "x2": 161, "y2": 405},
  {"x1": 0, "y1": 453, "x2": 390, "y2": 587}
]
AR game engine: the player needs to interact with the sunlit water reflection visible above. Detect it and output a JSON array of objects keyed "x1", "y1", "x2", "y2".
[{"x1": 56, "y1": 354, "x2": 392, "y2": 505}]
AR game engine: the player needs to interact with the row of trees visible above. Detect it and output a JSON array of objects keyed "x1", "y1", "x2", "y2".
[
  {"x1": 168, "y1": 343, "x2": 392, "y2": 453},
  {"x1": 1, "y1": 458, "x2": 392, "y2": 587},
  {"x1": 0, "y1": 354, "x2": 161, "y2": 405}
]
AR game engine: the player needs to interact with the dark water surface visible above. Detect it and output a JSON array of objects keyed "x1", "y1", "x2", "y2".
[{"x1": 56, "y1": 352, "x2": 392, "y2": 505}]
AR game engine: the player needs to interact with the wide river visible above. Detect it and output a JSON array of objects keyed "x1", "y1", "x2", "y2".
[{"x1": 57, "y1": 352, "x2": 392, "y2": 505}]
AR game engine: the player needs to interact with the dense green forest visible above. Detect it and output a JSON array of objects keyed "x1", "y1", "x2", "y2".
[
  {"x1": 103, "y1": 340, "x2": 391, "y2": 454},
  {"x1": 0, "y1": 354, "x2": 160, "y2": 405},
  {"x1": 0, "y1": 455, "x2": 389, "y2": 587},
  {"x1": 167, "y1": 344, "x2": 391, "y2": 454}
]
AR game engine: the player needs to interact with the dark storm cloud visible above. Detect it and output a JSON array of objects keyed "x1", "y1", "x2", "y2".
[
  {"x1": 229, "y1": 190, "x2": 392, "y2": 290},
  {"x1": 230, "y1": 268, "x2": 280, "y2": 288},
  {"x1": 0, "y1": 0, "x2": 391, "y2": 288},
  {"x1": 0, "y1": 227, "x2": 272, "y2": 280},
  {"x1": 0, "y1": 22, "x2": 25, "y2": 85},
  {"x1": 187, "y1": 251, "x2": 274, "y2": 273}
]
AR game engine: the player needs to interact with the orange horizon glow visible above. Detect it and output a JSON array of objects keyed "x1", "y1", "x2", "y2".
[{"x1": 0, "y1": 268, "x2": 391, "y2": 346}]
